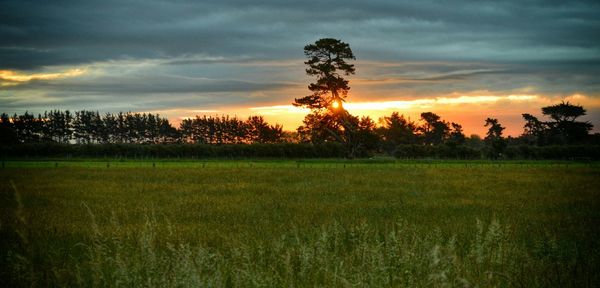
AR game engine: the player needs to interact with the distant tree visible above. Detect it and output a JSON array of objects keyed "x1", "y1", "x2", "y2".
[
  {"x1": 103, "y1": 113, "x2": 118, "y2": 143},
  {"x1": 465, "y1": 134, "x2": 484, "y2": 149},
  {"x1": 0, "y1": 113, "x2": 18, "y2": 145},
  {"x1": 179, "y1": 118, "x2": 195, "y2": 143},
  {"x1": 158, "y1": 118, "x2": 179, "y2": 143},
  {"x1": 521, "y1": 102, "x2": 593, "y2": 145},
  {"x1": 73, "y1": 111, "x2": 90, "y2": 144},
  {"x1": 297, "y1": 110, "x2": 343, "y2": 143},
  {"x1": 418, "y1": 112, "x2": 450, "y2": 145},
  {"x1": 116, "y1": 112, "x2": 127, "y2": 143},
  {"x1": 542, "y1": 102, "x2": 592, "y2": 144},
  {"x1": 91, "y1": 111, "x2": 106, "y2": 143},
  {"x1": 146, "y1": 114, "x2": 159, "y2": 143},
  {"x1": 246, "y1": 116, "x2": 284, "y2": 143},
  {"x1": 521, "y1": 113, "x2": 546, "y2": 144},
  {"x1": 484, "y1": 118, "x2": 506, "y2": 158},
  {"x1": 13, "y1": 111, "x2": 43, "y2": 143},
  {"x1": 377, "y1": 112, "x2": 417, "y2": 153},
  {"x1": 354, "y1": 116, "x2": 380, "y2": 155},
  {"x1": 446, "y1": 122, "x2": 466, "y2": 147}
]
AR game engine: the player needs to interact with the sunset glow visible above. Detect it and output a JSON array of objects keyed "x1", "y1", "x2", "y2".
[
  {"x1": 331, "y1": 100, "x2": 341, "y2": 109},
  {"x1": 244, "y1": 93, "x2": 597, "y2": 136},
  {"x1": 250, "y1": 94, "x2": 540, "y2": 114},
  {"x1": 0, "y1": 69, "x2": 86, "y2": 86}
]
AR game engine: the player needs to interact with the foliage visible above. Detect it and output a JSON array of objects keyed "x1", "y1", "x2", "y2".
[
  {"x1": 418, "y1": 112, "x2": 450, "y2": 145},
  {"x1": 377, "y1": 112, "x2": 417, "y2": 153},
  {"x1": 522, "y1": 102, "x2": 593, "y2": 145},
  {"x1": 294, "y1": 38, "x2": 356, "y2": 110},
  {"x1": 0, "y1": 142, "x2": 346, "y2": 159},
  {"x1": 295, "y1": 38, "x2": 370, "y2": 158},
  {"x1": 484, "y1": 118, "x2": 507, "y2": 158},
  {"x1": 0, "y1": 111, "x2": 285, "y2": 145}
]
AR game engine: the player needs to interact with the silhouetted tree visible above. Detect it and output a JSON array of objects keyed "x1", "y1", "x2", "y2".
[
  {"x1": 379, "y1": 112, "x2": 417, "y2": 144},
  {"x1": 0, "y1": 113, "x2": 18, "y2": 145},
  {"x1": 354, "y1": 116, "x2": 380, "y2": 155},
  {"x1": 103, "y1": 113, "x2": 118, "y2": 143},
  {"x1": 246, "y1": 116, "x2": 284, "y2": 143},
  {"x1": 418, "y1": 112, "x2": 450, "y2": 145},
  {"x1": 447, "y1": 122, "x2": 466, "y2": 147},
  {"x1": 521, "y1": 102, "x2": 593, "y2": 145},
  {"x1": 297, "y1": 111, "x2": 343, "y2": 143},
  {"x1": 158, "y1": 118, "x2": 180, "y2": 143},
  {"x1": 295, "y1": 38, "x2": 363, "y2": 157},
  {"x1": 521, "y1": 113, "x2": 547, "y2": 145},
  {"x1": 294, "y1": 38, "x2": 355, "y2": 110},
  {"x1": 542, "y1": 102, "x2": 592, "y2": 144},
  {"x1": 13, "y1": 112, "x2": 43, "y2": 143},
  {"x1": 465, "y1": 134, "x2": 484, "y2": 149},
  {"x1": 377, "y1": 112, "x2": 417, "y2": 153},
  {"x1": 484, "y1": 118, "x2": 506, "y2": 158},
  {"x1": 178, "y1": 115, "x2": 283, "y2": 144}
]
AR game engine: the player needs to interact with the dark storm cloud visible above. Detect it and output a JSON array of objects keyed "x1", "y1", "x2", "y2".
[
  {"x1": 1, "y1": 0, "x2": 599, "y2": 69},
  {"x1": 8, "y1": 75, "x2": 295, "y2": 94}
]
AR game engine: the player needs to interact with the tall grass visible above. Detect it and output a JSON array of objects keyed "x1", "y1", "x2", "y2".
[
  {"x1": 1, "y1": 164, "x2": 599, "y2": 287},
  {"x1": 3, "y1": 207, "x2": 596, "y2": 287}
]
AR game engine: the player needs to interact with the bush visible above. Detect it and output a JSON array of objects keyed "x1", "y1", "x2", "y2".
[{"x1": 0, "y1": 142, "x2": 346, "y2": 159}]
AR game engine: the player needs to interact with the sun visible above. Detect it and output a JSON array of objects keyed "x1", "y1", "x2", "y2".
[{"x1": 331, "y1": 100, "x2": 340, "y2": 109}]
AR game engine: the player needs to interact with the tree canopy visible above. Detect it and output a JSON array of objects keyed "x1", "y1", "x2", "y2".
[
  {"x1": 522, "y1": 101, "x2": 593, "y2": 145},
  {"x1": 294, "y1": 38, "x2": 355, "y2": 111}
]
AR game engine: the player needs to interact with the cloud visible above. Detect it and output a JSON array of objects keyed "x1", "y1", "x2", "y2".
[
  {"x1": 1, "y1": 0, "x2": 599, "y2": 69},
  {"x1": 0, "y1": 68, "x2": 85, "y2": 86}
]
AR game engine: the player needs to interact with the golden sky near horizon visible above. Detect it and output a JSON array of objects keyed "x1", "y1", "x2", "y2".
[{"x1": 157, "y1": 93, "x2": 600, "y2": 137}]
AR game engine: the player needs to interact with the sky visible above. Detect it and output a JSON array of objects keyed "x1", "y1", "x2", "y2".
[{"x1": 1, "y1": 0, "x2": 599, "y2": 136}]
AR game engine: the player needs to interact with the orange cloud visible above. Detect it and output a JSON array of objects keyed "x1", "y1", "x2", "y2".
[{"x1": 0, "y1": 68, "x2": 85, "y2": 86}]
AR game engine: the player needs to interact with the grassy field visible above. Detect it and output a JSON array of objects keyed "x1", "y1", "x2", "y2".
[{"x1": 1, "y1": 160, "x2": 599, "y2": 287}]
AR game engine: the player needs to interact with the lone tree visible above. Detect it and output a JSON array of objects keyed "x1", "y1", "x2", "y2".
[
  {"x1": 294, "y1": 38, "x2": 356, "y2": 111},
  {"x1": 296, "y1": 38, "x2": 367, "y2": 157}
]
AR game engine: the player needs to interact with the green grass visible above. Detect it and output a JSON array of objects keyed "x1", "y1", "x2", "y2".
[{"x1": 1, "y1": 161, "x2": 599, "y2": 287}]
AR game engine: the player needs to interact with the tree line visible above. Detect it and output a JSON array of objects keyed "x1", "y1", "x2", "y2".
[
  {"x1": 1, "y1": 102, "x2": 598, "y2": 159},
  {"x1": 0, "y1": 111, "x2": 285, "y2": 145}
]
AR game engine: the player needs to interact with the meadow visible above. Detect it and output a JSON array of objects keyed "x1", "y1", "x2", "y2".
[{"x1": 1, "y1": 160, "x2": 599, "y2": 287}]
